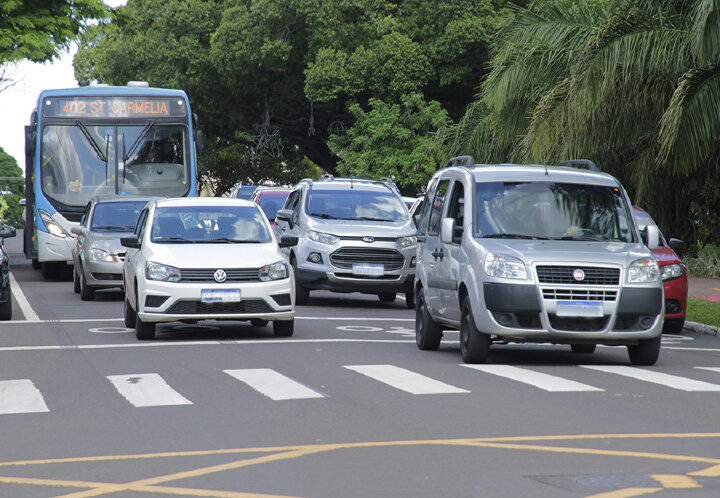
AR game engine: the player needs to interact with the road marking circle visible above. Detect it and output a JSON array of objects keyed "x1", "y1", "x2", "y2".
[
  {"x1": 88, "y1": 327, "x2": 134, "y2": 334},
  {"x1": 336, "y1": 325, "x2": 383, "y2": 332}
]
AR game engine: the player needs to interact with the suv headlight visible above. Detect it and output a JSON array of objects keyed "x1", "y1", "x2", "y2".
[
  {"x1": 39, "y1": 210, "x2": 69, "y2": 238},
  {"x1": 484, "y1": 253, "x2": 527, "y2": 280},
  {"x1": 397, "y1": 235, "x2": 417, "y2": 247},
  {"x1": 308, "y1": 231, "x2": 339, "y2": 245},
  {"x1": 259, "y1": 261, "x2": 288, "y2": 281},
  {"x1": 88, "y1": 248, "x2": 118, "y2": 263},
  {"x1": 661, "y1": 263, "x2": 684, "y2": 281},
  {"x1": 627, "y1": 257, "x2": 660, "y2": 283},
  {"x1": 145, "y1": 261, "x2": 181, "y2": 282}
]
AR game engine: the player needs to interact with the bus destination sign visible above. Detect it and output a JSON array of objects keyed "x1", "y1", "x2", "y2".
[{"x1": 42, "y1": 96, "x2": 187, "y2": 118}]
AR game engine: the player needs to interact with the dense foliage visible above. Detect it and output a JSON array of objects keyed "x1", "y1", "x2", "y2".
[
  {"x1": 0, "y1": 147, "x2": 24, "y2": 228},
  {"x1": 74, "y1": 0, "x2": 518, "y2": 193}
]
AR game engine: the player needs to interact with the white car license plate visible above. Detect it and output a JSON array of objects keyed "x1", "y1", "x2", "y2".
[
  {"x1": 556, "y1": 300, "x2": 603, "y2": 317},
  {"x1": 352, "y1": 264, "x2": 384, "y2": 276},
  {"x1": 201, "y1": 289, "x2": 241, "y2": 303}
]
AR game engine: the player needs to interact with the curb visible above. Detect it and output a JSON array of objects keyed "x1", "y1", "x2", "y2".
[{"x1": 684, "y1": 320, "x2": 720, "y2": 336}]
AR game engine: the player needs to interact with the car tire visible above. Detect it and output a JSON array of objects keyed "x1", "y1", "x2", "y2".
[
  {"x1": 124, "y1": 297, "x2": 136, "y2": 328},
  {"x1": 273, "y1": 319, "x2": 294, "y2": 337},
  {"x1": 31, "y1": 258, "x2": 40, "y2": 270},
  {"x1": 135, "y1": 314, "x2": 156, "y2": 340},
  {"x1": 0, "y1": 289, "x2": 12, "y2": 320},
  {"x1": 251, "y1": 318, "x2": 269, "y2": 327},
  {"x1": 571, "y1": 344, "x2": 596, "y2": 354},
  {"x1": 79, "y1": 269, "x2": 95, "y2": 301},
  {"x1": 663, "y1": 318, "x2": 685, "y2": 334},
  {"x1": 460, "y1": 296, "x2": 491, "y2": 364},
  {"x1": 627, "y1": 334, "x2": 661, "y2": 366},
  {"x1": 378, "y1": 292, "x2": 396, "y2": 303},
  {"x1": 415, "y1": 287, "x2": 442, "y2": 351},
  {"x1": 73, "y1": 266, "x2": 81, "y2": 294},
  {"x1": 404, "y1": 292, "x2": 415, "y2": 309},
  {"x1": 291, "y1": 256, "x2": 309, "y2": 305}
]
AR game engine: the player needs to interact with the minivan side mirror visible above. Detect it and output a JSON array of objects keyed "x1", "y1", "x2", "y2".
[
  {"x1": 440, "y1": 218, "x2": 455, "y2": 244},
  {"x1": 643, "y1": 225, "x2": 660, "y2": 250},
  {"x1": 668, "y1": 238, "x2": 686, "y2": 258},
  {"x1": 279, "y1": 234, "x2": 298, "y2": 248},
  {"x1": 70, "y1": 226, "x2": 87, "y2": 236},
  {"x1": 120, "y1": 236, "x2": 141, "y2": 249}
]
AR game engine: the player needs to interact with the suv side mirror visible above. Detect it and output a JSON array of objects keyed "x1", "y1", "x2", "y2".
[
  {"x1": 0, "y1": 225, "x2": 16, "y2": 239},
  {"x1": 276, "y1": 209, "x2": 294, "y2": 229},
  {"x1": 440, "y1": 218, "x2": 455, "y2": 244},
  {"x1": 120, "y1": 236, "x2": 141, "y2": 249},
  {"x1": 642, "y1": 225, "x2": 660, "y2": 250},
  {"x1": 279, "y1": 234, "x2": 298, "y2": 248},
  {"x1": 668, "y1": 238, "x2": 686, "y2": 258}
]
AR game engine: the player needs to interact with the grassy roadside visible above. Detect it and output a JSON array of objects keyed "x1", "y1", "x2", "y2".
[{"x1": 686, "y1": 298, "x2": 720, "y2": 328}]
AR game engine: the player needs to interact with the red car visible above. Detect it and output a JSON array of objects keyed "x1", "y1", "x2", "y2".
[
  {"x1": 249, "y1": 187, "x2": 291, "y2": 228},
  {"x1": 633, "y1": 207, "x2": 688, "y2": 333}
]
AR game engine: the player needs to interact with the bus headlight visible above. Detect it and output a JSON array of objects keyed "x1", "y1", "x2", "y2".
[
  {"x1": 259, "y1": 261, "x2": 288, "y2": 281},
  {"x1": 145, "y1": 262, "x2": 181, "y2": 282},
  {"x1": 88, "y1": 248, "x2": 118, "y2": 263},
  {"x1": 39, "y1": 210, "x2": 70, "y2": 238}
]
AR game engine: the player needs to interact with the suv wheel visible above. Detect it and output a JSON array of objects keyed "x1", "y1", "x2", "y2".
[
  {"x1": 291, "y1": 256, "x2": 309, "y2": 305},
  {"x1": 627, "y1": 335, "x2": 661, "y2": 365},
  {"x1": 459, "y1": 296, "x2": 490, "y2": 363},
  {"x1": 415, "y1": 287, "x2": 442, "y2": 350},
  {"x1": 404, "y1": 292, "x2": 415, "y2": 309},
  {"x1": 378, "y1": 292, "x2": 396, "y2": 303}
]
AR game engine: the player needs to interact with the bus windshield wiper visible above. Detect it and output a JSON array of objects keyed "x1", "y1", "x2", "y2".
[
  {"x1": 76, "y1": 121, "x2": 107, "y2": 162},
  {"x1": 483, "y1": 233, "x2": 549, "y2": 240},
  {"x1": 124, "y1": 121, "x2": 155, "y2": 161}
]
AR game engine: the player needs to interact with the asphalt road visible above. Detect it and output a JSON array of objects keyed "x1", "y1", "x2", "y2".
[{"x1": 2, "y1": 233, "x2": 720, "y2": 497}]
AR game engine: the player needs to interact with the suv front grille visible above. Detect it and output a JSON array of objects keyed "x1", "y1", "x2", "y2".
[
  {"x1": 330, "y1": 248, "x2": 404, "y2": 271},
  {"x1": 165, "y1": 299, "x2": 272, "y2": 314},
  {"x1": 536, "y1": 266, "x2": 620, "y2": 285},
  {"x1": 542, "y1": 288, "x2": 617, "y2": 301},
  {"x1": 179, "y1": 268, "x2": 260, "y2": 283}
]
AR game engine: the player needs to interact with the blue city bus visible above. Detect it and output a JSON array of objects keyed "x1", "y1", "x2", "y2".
[{"x1": 23, "y1": 83, "x2": 201, "y2": 277}]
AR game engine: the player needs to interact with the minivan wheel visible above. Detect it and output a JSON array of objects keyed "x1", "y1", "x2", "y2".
[
  {"x1": 460, "y1": 297, "x2": 490, "y2": 364},
  {"x1": 378, "y1": 292, "x2": 396, "y2": 303},
  {"x1": 273, "y1": 319, "x2": 294, "y2": 337},
  {"x1": 415, "y1": 287, "x2": 442, "y2": 351},
  {"x1": 571, "y1": 344, "x2": 596, "y2": 354},
  {"x1": 627, "y1": 334, "x2": 661, "y2": 366}
]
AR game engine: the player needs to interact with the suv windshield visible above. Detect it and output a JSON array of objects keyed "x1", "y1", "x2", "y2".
[
  {"x1": 91, "y1": 201, "x2": 148, "y2": 232},
  {"x1": 151, "y1": 205, "x2": 271, "y2": 243},
  {"x1": 306, "y1": 189, "x2": 408, "y2": 222},
  {"x1": 475, "y1": 182, "x2": 634, "y2": 242}
]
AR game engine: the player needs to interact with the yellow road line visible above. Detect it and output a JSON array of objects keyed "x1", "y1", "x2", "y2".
[
  {"x1": 689, "y1": 463, "x2": 720, "y2": 477},
  {"x1": 651, "y1": 474, "x2": 701, "y2": 488}
]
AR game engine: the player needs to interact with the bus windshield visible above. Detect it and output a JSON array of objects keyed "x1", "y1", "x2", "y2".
[{"x1": 41, "y1": 123, "x2": 189, "y2": 207}]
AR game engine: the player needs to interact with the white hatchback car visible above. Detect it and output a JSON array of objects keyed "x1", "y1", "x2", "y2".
[{"x1": 121, "y1": 198, "x2": 297, "y2": 340}]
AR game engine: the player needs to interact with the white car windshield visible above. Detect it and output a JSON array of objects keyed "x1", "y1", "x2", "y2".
[
  {"x1": 151, "y1": 205, "x2": 271, "y2": 243},
  {"x1": 475, "y1": 181, "x2": 635, "y2": 242}
]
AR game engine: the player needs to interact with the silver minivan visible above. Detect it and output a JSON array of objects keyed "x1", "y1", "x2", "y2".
[{"x1": 414, "y1": 157, "x2": 663, "y2": 365}]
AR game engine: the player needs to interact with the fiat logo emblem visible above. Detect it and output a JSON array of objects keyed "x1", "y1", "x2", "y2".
[
  {"x1": 573, "y1": 269, "x2": 585, "y2": 281},
  {"x1": 362, "y1": 236, "x2": 374, "y2": 243},
  {"x1": 214, "y1": 269, "x2": 227, "y2": 283}
]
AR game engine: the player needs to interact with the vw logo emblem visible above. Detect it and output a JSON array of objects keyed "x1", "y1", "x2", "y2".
[
  {"x1": 573, "y1": 269, "x2": 585, "y2": 281},
  {"x1": 362, "y1": 236, "x2": 374, "y2": 243},
  {"x1": 214, "y1": 269, "x2": 227, "y2": 283}
]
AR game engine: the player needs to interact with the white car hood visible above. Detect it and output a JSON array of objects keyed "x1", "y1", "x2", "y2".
[{"x1": 148, "y1": 242, "x2": 285, "y2": 269}]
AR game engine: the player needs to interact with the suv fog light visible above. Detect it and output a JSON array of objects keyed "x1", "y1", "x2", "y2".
[
  {"x1": 409, "y1": 256, "x2": 416, "y2": 268},
  {"x1": 307, "y1": 252, "x2": 323, "y2": 264}
]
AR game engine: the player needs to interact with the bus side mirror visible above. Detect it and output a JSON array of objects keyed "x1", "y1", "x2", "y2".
[{"x1": 25, "y1": 126, "x2": 36, "y2": 157}]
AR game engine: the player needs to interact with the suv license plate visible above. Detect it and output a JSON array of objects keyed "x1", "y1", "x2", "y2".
[
  {"x1": 556, "y1": 301, "x2": 603, "y2": 317},
  {"x1": 201, "y1": 289, "x2": 241, "y2": 303},
  {"x1": 352, "y1": 264, "x2": 384, "y2": 276}
]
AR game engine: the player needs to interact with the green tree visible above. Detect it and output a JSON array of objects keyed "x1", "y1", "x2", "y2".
[{"x1": 0, "y1": 147, "x2": 24, "y2": 228}]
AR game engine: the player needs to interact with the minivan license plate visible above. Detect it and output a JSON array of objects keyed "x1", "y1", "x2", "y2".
[
  {"x1": 352, "y1": 264, "x2": 384, "y2": 276},
  {"x1": 201, "y1": 289, "x2": 241, "y2": 303},
  {"x1": 556, "y1": 300, "x2": 603, "y2": 317}
]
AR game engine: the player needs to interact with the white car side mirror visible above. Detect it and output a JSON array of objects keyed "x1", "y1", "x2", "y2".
[{"x1": 440, "y1": 218, "x2": 455, "y2": 244}]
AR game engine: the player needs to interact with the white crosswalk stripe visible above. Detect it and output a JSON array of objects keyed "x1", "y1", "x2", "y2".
[
  {"x1": 0, "y1": 379, "x2": 49, "y2": 414},
  {"x1": 344, "y1": 365, "x2": 470, "y2": 394},
  {"x1": 107, "y1": 373, "x2": 193, "y2": 407},
  {"x1": 461, "y1": 365, "x2": 604, "y2": 392},
  {"x1": 696, "y1": 367, "x2": 720, "y2": 374},
  {"x1": 581, "y1": 366, "x2": 720, "y2": 391},
  {"x1": 224, "y1": 369, "x2": 325, "y2": 400}
]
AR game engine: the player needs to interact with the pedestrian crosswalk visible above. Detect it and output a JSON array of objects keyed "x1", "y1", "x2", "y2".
[{"x1": 3, "y1": 364, "x2": 720, "y2": 414}]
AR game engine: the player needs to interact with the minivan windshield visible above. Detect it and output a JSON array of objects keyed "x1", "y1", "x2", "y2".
[
  {"x1": 475, "y1": 182, "x2": 634, "y2": 242},
  {"x1": 151, "y1": 205, "x2": 271, "y2": 243},
  {"x1": 306, "y1": 189, "x2": 408, "y2": 222}
]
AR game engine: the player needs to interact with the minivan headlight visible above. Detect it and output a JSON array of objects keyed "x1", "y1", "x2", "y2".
[
  {"x1": 88, "y1": 248, "x2": 118, "y2": 263},
  {"x1": 484, "y1": 253, "x2": 527, "y2": 280},
  {"x1": 259, "y1": 261, "x2": 288, "y2": 281},
  {"x1": 627, "y1": 257, "x2": 660, "y2": 283},
  {"x1": 661, "y1": 263, "x2": 684, "y2": 281},
  {"x1": 308, "y1": 231, "x2": 339, "y2": 245},
  {"x1": 39, "y1": 210, "x2": 70, "y2": 238},
  {"x1": 397, "y1": 235, "x2": 417, "y2": 247},
  {"x1": 145, "y1": 261, "x2": 181, "y2": 282}
]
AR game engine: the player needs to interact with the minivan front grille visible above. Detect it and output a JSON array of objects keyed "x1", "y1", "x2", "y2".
[
  {"x1": 542, "y1": 288, "x2": 617, "y2": 301},
  {"x1": 536, "y1": 266, "x2": 620, "y2": 285},
  {"x1": 179, "y1": 268, "x2": 260, "y2": 283},
  {"x1": 330, "y1": 248, "x2": 404, "y2": 271}
]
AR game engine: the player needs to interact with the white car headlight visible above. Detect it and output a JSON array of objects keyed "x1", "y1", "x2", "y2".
[
  {"x1": 484, "y1": 253, "x2": 528, "y2": 280},
  {"x1": 627, "y1": 257, "x2": 660, "y2": 283},
  {"x1": 308, "y1": 231, "x2": 339, "y2": 245},
  {"x1": 88, "y1": 248, "x2": 118, "y2": 263},
  {"x1": 39, "y1": 210, "x2": 69, "y2": 238},
  {"x1": 661, "y1": 263, "x2": 684, "y2": 281},
  {"x1": 259, "y1": 261, "x2": 288, "y2": 281},
  {"x1": 397, "y1": 235, "x2": 417, "y2": 247},
  {"x1": 145, "y1": 261, "x2": 181, "y2": 282}
]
